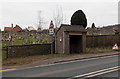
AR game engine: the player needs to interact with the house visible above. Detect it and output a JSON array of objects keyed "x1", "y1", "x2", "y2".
[
  {"x1": 26, "y1": 26, "x2": 37, "y2": 33},
  {"x1": 4, "y1": 27, "x2": 13, "y2": 32},
  {"x1": 27, "y1": 26, "x2": 35, "y2": 31},
  {"x1": 11, "y1": 25, "x2": 23, "y2": 33},
  {"x1": 55, "y1": 24, "x2": 87, "y2": 54},
  {"x1": 4, "y1": 25, "x2": 23, "y2": 33}
]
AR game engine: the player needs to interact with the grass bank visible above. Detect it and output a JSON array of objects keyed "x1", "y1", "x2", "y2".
[
  {"x1": 1, "y1": 49, "x2": 7, "y2": 60},
  {"x1": 3, "y1": 47, "x2": 118, "y2": 66},
  {"x1": 86, "y1": 47, "x2": 116, "y2": 54},
  {"x1": 3, "y1": 54, "x2": 74, "y2": 66}
]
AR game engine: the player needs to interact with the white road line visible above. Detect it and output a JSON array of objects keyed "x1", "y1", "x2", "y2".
[
  {"x1": 71, "y1": 66, "x2": 119, "y2": 79},
  {"x1": 24, "y1": 55, "x2": 118, "y2": 69},
  {"x1": 87, "y1": 68, "x2": 119, "y2": 77}
]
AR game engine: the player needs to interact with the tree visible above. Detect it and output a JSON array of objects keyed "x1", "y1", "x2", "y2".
[
  {"x1": 53, "y1": 6, "x2": 66, "y2": 28},
  {"x1": 71, "y1": 10, "x2": 87, "y2": 28},
  {"x1": 91, "y1": 23, "x2": 96, "y2": 28},
  {"x1": 113, "y1": 27, "x2": 120, "y2": 35}
]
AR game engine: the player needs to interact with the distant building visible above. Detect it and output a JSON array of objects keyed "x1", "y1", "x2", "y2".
[
  {"x1": 27, "y1": 26, "x2": 37, "y2": 32},
  {"x1": 23, "y1": 28, "x2": 29, "y2": 32},
  {"x1": 87, "y1": 24, "x2": 120, "y2": 35},
  {"x1": 4, "y1": 24, "x2": 23, "y2": 33},
  {"x1": 4, "y1": 27, "x2": 13, "y2": 32},
  {"x1": 11, "y1": 25, "x2": 23, "y2": 33},
  {"x1": 37, "y1": 28, "x2": 42, "y2": 32},
  {"x1": 42, "y1": 29, "x2": 49, "y2": 34},
  {"x1": 27, "y1": 26, "x2": 36, "y2": 31}
]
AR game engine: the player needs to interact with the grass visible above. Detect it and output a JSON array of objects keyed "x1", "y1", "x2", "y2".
[
  {"x1": 2, "y1": 34, "x2": 52, "y2": 47},
  {"x1": 3, "y1": 54, "x2": 73, "y2": 66},
  {"x1": 2, "y1": 50, "x2": 7, "y2": 59},
  {"x1": 2, "y1": 42, "x2": 10, "y2": 47},
  {"x1": 13, "y1": 40, "x2": 24, "y2": 45},
  {"x1": 2, "y1": 47, "x2": 118, "y2": 66},
  {"x1": 86, "y1": 47, "x2": 116, "y2": 54}
]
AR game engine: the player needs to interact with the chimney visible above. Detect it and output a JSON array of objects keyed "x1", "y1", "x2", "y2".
[{"x1": 11, "y1": 24, "x2": 13, "y2": 28}]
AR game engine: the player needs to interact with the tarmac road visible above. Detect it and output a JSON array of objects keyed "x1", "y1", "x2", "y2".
[
  {"x1": 2, "y1": 54, "x2": 119, "y2": 78},
  {"x1": 98, "y1": 70, "x2": 119, "y2": 77}
]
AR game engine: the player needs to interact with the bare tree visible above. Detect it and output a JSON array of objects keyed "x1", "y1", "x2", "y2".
[
  {"x1": 53, "y1": 6, "x2": 66, "y2": 28},
  {"x1": 37, "y1": 10, "x2": 43, "y2": 31}
]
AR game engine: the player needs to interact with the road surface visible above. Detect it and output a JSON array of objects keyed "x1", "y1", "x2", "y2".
[
  {"x1": 2, "y1": 54, "x2": 119, "y2": 79},
  {"x1": 98, "y1": 70, "x2": 118, "y2": 77}
]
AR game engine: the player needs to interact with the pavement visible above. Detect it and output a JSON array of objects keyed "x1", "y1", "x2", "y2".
[{"x1": 2, "y1": 52, "x2": 120, "y2": 71}]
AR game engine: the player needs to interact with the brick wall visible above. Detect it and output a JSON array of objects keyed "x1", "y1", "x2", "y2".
[
  {"x1": 4, "y1": 35, "x2": 120, "y2": 58},
  {"x1": 6, "y1": 44, "x2": 51, "y2": 58}
]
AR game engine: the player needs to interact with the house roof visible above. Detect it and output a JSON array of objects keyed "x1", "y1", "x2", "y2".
[
  {"x1": 27, "y1": 26, "x2": 36, "y2": 31},
  {"x1": 11, "y1": 25, "x2": 23, "y2": 32},
  {"x1": 64, "y1": 25, "x2": 86, "y2": 32},
  {"x1": 4, "y1": 25, "x2": 23, "y2": 32},
  {"x1": 56, "y1": 24, "x2": 87, "y2": 34},
  {"x1": 4, "y1": 27, "x2": 13, "y2": 31}
]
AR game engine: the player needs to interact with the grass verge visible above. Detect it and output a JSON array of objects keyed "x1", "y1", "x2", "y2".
[
  {"x1": 2, "y1": 50, "x2": 7, "y2": 59},
  {"x1": 3, "y1": 47, "x2": 118, "y2": 66},
  {"x1": 3, "y1": 54, "x2": 74, "y2": 66},
  {"x1": 86, "y1": 47, "x2": 116, "y2": 54}
]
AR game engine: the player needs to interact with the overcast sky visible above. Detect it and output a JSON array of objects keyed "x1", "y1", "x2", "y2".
[{"x1": 0, "y1": 0, "x2": 119, "y2": 30}]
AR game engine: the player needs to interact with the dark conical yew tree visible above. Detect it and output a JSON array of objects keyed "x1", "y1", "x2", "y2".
[
  {"x1": 71, "y1": 10, "x2": 87, "y2": 28},
  {"x1": 91, "y1": 23, "x2": 95, "y2": 28}
]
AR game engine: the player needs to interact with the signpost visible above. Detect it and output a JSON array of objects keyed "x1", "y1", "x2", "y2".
[{"x1": 49, "y1": 20, "x2": 55, "y2": 54}]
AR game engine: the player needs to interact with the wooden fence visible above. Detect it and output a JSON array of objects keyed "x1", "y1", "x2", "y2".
[{"x1": 86, "y1": 35, "x2": 120, "y2": 48}]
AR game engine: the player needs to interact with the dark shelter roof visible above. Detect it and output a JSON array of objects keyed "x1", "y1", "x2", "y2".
[{"x1": 56, "y1": 24, "x2": 87, "y2": 33}]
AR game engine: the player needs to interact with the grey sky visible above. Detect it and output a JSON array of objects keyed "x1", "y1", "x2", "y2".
[
  {"x1": 118, "y1": 1, "x2": 120, "y2": 24},
  {"x1": 0, "y1": 1, "x2": 118, "y2": 30}
]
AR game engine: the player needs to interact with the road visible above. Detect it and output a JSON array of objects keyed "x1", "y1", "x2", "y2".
[
  {"x1": 2, "y1": 54, "x2": 119, "y2": 79},
  {"x1": 98, "y1": 70, "x2": 118, "y2": 77},
  {"x1": 83, "y1": 70, "x2": 119, "y2": 79}
]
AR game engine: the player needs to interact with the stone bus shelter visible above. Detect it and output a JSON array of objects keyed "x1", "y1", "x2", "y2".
[{"x1": 55, "y1": 24, "x2": 87, "y2": 54}]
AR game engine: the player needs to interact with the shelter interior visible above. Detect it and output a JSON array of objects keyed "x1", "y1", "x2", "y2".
[{"x1": 69, "y1": 35, "x2": 82, "y2": 54}]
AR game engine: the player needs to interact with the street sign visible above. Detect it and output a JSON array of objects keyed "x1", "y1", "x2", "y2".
[{"x1": 112, "y1": 43, "x2": 119, "y2": 50}]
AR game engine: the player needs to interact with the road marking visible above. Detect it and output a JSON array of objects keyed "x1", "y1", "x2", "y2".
[
  {"x1": 0, "y1": 68, "x2": 16, "y2": 72},
  {"x1": 87, "y1": 68, "x2": 119, "y2": 77},
  {"x1": 25, "y1": 60, "x2": 117, "y2": 77},
  {"x1": 24, "y1": 55, "x2": 118, "y2": 69},
  {"x1": 71, "y1": 66, "x2": 120, "y2": 79}
]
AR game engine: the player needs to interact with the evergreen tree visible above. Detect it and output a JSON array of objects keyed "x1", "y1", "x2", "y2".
[
  {"x1": 91, "y1": 23, "x2": 95, "y2": 28},
  {"x1": 71, "y1": 10, "x2": 87, "y2": 28}
]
